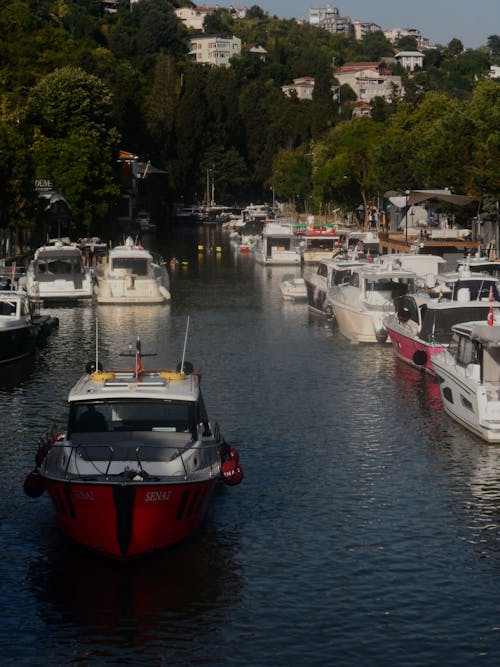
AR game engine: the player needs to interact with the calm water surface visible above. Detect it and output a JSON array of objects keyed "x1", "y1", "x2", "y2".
[{"x1": 1, "y1": 225, "x2": 500, "y2": 666}]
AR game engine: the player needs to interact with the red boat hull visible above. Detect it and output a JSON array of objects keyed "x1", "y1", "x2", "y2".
[{"x1": 43, "y1": 477, "x2": 218, "y2": 559}]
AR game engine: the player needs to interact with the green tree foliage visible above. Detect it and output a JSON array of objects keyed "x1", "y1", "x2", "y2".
[
  {"x1": 271, "y1": 149, "x2": 312, "y2": 210},
  {"x1": 312, "y1": 118, "x2": 384, "y2": 219},
  {"x1": 25, "y1": 66, "x2": 121, "y2": 230},
  {"x1": 0, "y1": 0, "x2": 498, "y2": 233},
  {"x1": 466, "y1": 80, "x2": 500, "y2": 200},
  {"x1": 0, "y1": 121, "x2": 35, "y2": 227}
]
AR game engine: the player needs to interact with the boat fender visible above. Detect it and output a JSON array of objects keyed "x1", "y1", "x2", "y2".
[
  {"x1": 90, "y1": 371, "x2": 115, "y2": 381},
  {"x1": 176, "y1": 361, "x2": 194, "y2": 375},
  {"x1": 159, "y1": 371, "x2": 185, "y2": 381},
  {"x1": 412, "y1": 349, "x2": 428, "y2": 366},
  {"x1": 375, "y1": 328, "x2": 388, "y2": 343},
  {"x1": 23, "y1": 470, "x2": 45, "y2": 498},
  {"x1": 221, "y1": 459, "x2": 244, "y2": 486}
]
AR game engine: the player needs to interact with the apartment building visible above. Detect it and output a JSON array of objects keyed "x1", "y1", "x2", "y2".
[{"x1": 189, "y1": 34, "x2": 242, "y2": 67}]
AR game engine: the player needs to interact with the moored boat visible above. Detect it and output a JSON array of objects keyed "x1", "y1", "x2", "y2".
[
  {"x1": 25, "y1": 239, "x2": 93, "y2": 303},
  {"x1": 303, "y1": 255, "x2": 367, "y2": 315},
  {"x1": 24, "y1": 330, "x2": 243, "y2": 558},
  {"x1": 280, "y1": 274, "x2": 307, "y2": 301},
  {"x1": 328, "y1": 261, "x2": 417, "y2": 343},
  {"x1": 385, "y1": 273, "x2": 500, "y2": 374},
  {"x1": 432, "y1": 320, "x2": 500, "y2": 442},
  {"x1": 94, "y1": 237, "x2": 170, "y2": 304},
  {"x1": 254, "y1": 218, "x2": 301, "y2": 266},
  {"x1": 0, "y1": 290, "x2": 59, "y2": 364}
]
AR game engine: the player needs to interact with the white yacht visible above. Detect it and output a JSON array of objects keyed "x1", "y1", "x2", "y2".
[
  {"x1": 303, "y1": 256, "x2": 367, "y2": 315},
  {"x1": 25, "y1": 239, "x2": 93, "y2": 303},
  {"x1": 432, "y1": 321, "x2": 500, "y2": 442},
  {"x1": 94, "y1": 237, "x2": 170, "y2": 304},
  {"x1": 253, "y1": 219, "x2": 301, "y2": 266},
  {"x1": 328, "y1": 261, "x2": 417, "y2": 343}
]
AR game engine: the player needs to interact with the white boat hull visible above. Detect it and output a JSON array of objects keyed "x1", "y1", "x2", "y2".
[
  {"x1": 330, "y1": 301, "x2": 390, "y2": 343},
  {"x1": 96, "y1": 280, "x2": 170, "y2": 304},
  {"x1": 433, "y1": 355, "x2": 500, "y2": 442}
]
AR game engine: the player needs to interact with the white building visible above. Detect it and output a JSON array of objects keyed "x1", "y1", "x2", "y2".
[
  {"x1": 189, "y1": 34, "x2": 242, "y2": 67},
  {"x1": 385, "y1": 27, "x2": 429, "y2": 50},
  {"x1": 488, "y1": 65, "x2": 500, "y2": 79},
  {"x1": 335, "y1": 62, "x2": 403, "y2": 104},
  {"x1": 281, "y1": 77, "x2": 315, "y2": 100},
  {"x1": 395, "y1": 51, "x2": 425, "y2": 71},
  {"x1": 309, "y1": 4, "x2": 339, "y2": 26},
  {"x1": 309, "y1": 4, "x2": 352, "y2": 35},
  {"x1": 175, "y1": 7, "x2": 213, "y2": 31}
]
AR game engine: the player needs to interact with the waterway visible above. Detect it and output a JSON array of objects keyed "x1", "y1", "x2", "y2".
[{"x1": 1, "y1": 224, "x2": 500, "y2": 666}]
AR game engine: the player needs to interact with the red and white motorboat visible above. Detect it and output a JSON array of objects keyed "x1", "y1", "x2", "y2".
[
  {"x1": 24, "y1": 325, "x2": 243, "y2": 559},
  {"x1": 385, "y1": 272, "x2": 500, "y2": 374}
]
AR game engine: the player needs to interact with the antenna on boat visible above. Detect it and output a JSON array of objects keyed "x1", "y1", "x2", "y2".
[
  {"x1": 180, "y1": 316, "x2": 190, "y2": 374},
  {"x1": 95, "y1": 317, "x2": 99, "y2": 372}
]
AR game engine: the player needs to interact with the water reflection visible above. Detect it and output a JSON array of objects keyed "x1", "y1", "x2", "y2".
[{"x1": 28, "y1": 519, "x2": 241, "y2": 643}]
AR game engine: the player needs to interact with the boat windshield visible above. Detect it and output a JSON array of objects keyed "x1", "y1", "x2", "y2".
[
  {"x1": 69, "y1": 400, "x2": 197, "y2": 436},
  {"x1": 111, "y1": 258, "x2": 149, "y2": 276},
  {"x1": 36, "y1": 258, "x2": 83, "y2": 275},
  {"x1": 420, "y1": 305, "x2": 493, "y2": 343}
]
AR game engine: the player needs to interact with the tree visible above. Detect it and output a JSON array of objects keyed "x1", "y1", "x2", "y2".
[
  {"x1": 25, "y1": 67, "x2": 121, "y2": 230},
  {"x1": 271, "y1": 148, "x2": 312, "y2": 210},
  {"x1": 312, "y1": 118, "x2": 384, "y2": 220}
]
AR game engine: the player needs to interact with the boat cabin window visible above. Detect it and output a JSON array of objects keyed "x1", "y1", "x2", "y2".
[
  {"x1": 456, "y1": 335, "x2": 479, "y2": 366},
  {"x1": 37, "y1": 258, "x2": 83, "y2": 275},
  {"x1": 349, "y1": 272, "x2": 360, "y2": 288},
  {"x1": 442, "y1": 279, "x2": 500, "y2": 301},
  {"x1": 69, "y1": 400, "x2": 197, "y2": 436},
  {"x1": 317, "y1": 264, "x2": 328, "y2": 277},
  {"x1": 111, "y1": 258, "x2": 149, "y2": 276},
  {"x1": 370, "y1": 278, "x2": 414, "y2": 292},
  {"x1": 0, "y1": 300, "x2": 17, "y2": 316},
  {"x1": 420, "y1": 306, "x2": 496, "y2": 344},
  {"x1": 332, "y1": 269, "x2": 352, "y2": 286}
]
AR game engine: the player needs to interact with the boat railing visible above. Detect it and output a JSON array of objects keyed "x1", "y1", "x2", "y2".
[{"x1": 43, "y1": 439, "x2": 222, "y2": 482}]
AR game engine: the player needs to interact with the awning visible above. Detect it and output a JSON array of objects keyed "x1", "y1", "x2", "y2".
[{"x1": 384, "y1": 189, "x2": 478, "y2": 208}]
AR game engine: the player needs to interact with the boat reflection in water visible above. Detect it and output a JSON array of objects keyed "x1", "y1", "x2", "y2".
[{"x1": 27, "y1": 517, "x2": 241, "y2": 640}]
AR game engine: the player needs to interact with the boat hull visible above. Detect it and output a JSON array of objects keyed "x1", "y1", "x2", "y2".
[
  {"x1": 432, "y1": 358, "x2": 500, "y2": 443},
  {"x1": 43, "y1": 476, "x2": 219, "y2": 558},
  {"x1": 384, "y1": 324, "x2": 443, "y2": 374},
  {"x1": 330, "y1": 301, "x2": 390, "y2": 343},
  {"x1": 0, "y1": 324, "x2": 38, "y2": 364},
  {"x1": 95, "y1": 280, "x2": 170, "y2": 304}
]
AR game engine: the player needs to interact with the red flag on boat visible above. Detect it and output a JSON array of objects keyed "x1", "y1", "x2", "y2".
[
  {"x1": 135, "y1": 339, "x2": 144, "y2": 376},
  {"x1": 367, "y1": 249, "x2": 372, "y2": 263},
  {"x1": 487, "y1": 285, "x2": 495, "y2": 326},
  {"x1": 488, "y1": 306, "x2": 494, "y2": 326}
]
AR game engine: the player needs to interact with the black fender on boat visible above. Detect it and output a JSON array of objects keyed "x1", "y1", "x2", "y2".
[
  {"x1": 23, "y1": 470, "x2": 45, "y2": 498},
  {"x1": 412, "y1": 349, "x2": 428, "y2": 366}
]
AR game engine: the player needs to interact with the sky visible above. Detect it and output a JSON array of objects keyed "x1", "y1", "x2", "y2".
[{"x1": 222, "y1": 1, "x2": 500, "y2": 49}]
